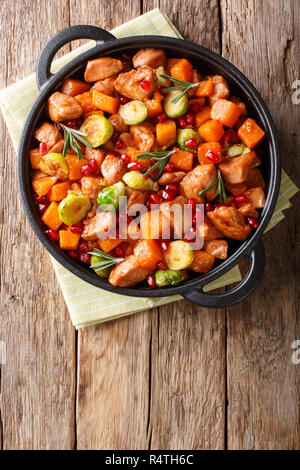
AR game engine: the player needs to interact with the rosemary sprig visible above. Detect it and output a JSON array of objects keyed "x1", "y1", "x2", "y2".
[
  {"x1": 199, "y1": 170, "x2": 228, "y2": 204},
  {"x1": 160, "y1": 73, "x2": 200, "y2": 103},
  {"x1": 136, "y1": 150, "x2": 176, "y2": 180},
  {"x1": 58, "y1": 123, "x2": 93, "y2": 159},
  {"x1": 88, "y1": 248, "x2": 124, "y2": 272}
]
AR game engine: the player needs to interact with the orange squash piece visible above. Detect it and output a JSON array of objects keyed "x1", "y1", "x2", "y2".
[
  {"x1": 190, "y1": 250, "x2": 215, "y2": 273},
  {"x1": 59, "y1": 230, "x2": 80, "y2": 250},
  {"x1": 140, "y1": 210, "x2": 170, "y2": 240},
  {"x1": 92, "y1": 89, "x2": 119, "y2": 114},
  {"x1": 170, "y1": 58, "x2": 193, "y2": 82},
  {"x1": 166, "y1": 58, "x2": 180, "y2": 73},
  {"x1": 32, "y1": 176, "x2": 57, "y2": 196},
  {"x1": 211, "y1": 99, "x2": 242, "y2": 127},
  {"x1": 198, "y1": 119, "x2": 224, "y2": 142},
  {"x1": 196, "y1": 79, "x2": 214, "y2": 97},
  {"x1": 134, "y1": 239, "x2": 163, "y2": 271},
  {"x1": 237, "y1": 118, "x2": 265, "y2": 149},
  {"x1": 61, "y1": 79, "x2": 90, "y2": 97},
  {"x1": 97, "y1": 238, "x2": 122, "y2": 253},
  {"x1": 41, "y1": 202, "x2": 62, "y2": 231},
  {"x1": 127, "y1": 147, "x2": 152, "y2": 172},
  {"x1": 65, "y1": 154, "x2": 89, "y2": 180},
  {"x1": 48, "y1": 182, "x2": 70, "y2": 202},
  {"x1": 194, "y1": 106, "x2": 212, "y2": 127},
  {"x1": 170, "y1": 148, "x2": 194, "y2": 171},
  {"x1": 74, "y1": 91, "x2": 98, "y2": 114},
  {"x1": 188, "y1": 97, "x2": 205, "y2": 110},
  {"x1": 30, "y1": 148, "x2": 42, "y2": 169},
  {"x1": 144, "y1": 92, "x2": 163, "y2": 118},
  {"x1": 197, "y1": 142, "x2": 223, "y2": 164},
  {"x1": 156, "y1": 120, "x2": 177, "y2": 147}
]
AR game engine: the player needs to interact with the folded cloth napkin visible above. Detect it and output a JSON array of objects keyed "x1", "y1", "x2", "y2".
[{"x1": 0, "y1": 8, "x2": 298, "y2": 328}]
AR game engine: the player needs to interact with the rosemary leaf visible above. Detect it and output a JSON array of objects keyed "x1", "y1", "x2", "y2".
[{"x1": 58, "y1": 123, "x2": 92, "y2": 160}]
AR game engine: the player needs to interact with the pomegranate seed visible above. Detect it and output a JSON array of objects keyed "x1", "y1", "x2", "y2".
[
  {"x1": 157, "y1": 112, "x2": 167, "y2": 123},
  {"x1": 147, "y1": 200, "x2": 156, "y2": 210},
  {"x1": 231, "y1": 202, "x2": 238, "y2": 208},
  {"x1": 204, "y1": 202, "x2": 214, "y2": 213},
  {"x1": 38, "y1": 142, "x2": 48, "y2": 155},
  {"x1": 185, "y1": 113, "x2": 195, "y2": 126},
  {"x1": 184, "y1": 138, "x2": 198, "y2": 149},
  {"x1": 78, "y1": 241, "x2": 88, "y2": 253},
  {"x1": 80, "y1": 253, "x2": 90, "y2": 264},
  {"x1": 88, "y1": 159, "x2": 100, "y2": 175},
  {"x1": 34, "y1": 194, "x2": 48, "y2": 204},
  {"x1": 164, "y1": 162, "x2": 175, "y2": 173},
  {"x1": 115, "y1": 138, "x2": 126, "y2": 150},
  {"x1": 193, "y1": 208, "x2": 202, "y2": 225},
  {"x1": 81, "y1": 164, "x2": 93, "y2": 176},
  {"x1": 140, "y1": 81, "x2": 151, "y2": 91},
  {"x1": 162, "y1": 189, "x2": 176, "y2": 201},
  {"x1": 66, "y1": 120, "x2": 76, "y2": 128},
  {"x1": 184, "y1": 227, "x2": 196, "y2": 242},
  {"x1": 189, "y1": 102, "x2": 201, "y2": 112},
  {"x1": 56, "y1": 124, "x2": 63, "y2": 133},
  {"x1": 147, "y1": 274, "x2": 156, "y2": 289},
  {"x1": 120, "y1": 96, "x2": 130, "y2": 105},
  {"x1": 127, "y1": 161, "x2": 141, "y2": 171},
  {"x1": 157, "y1": 261, "x2": 168, "y2": 270},
  {"x1": 165, "y1": 183, "x2": 178, "y2": 193},
  {"x1": 68, "y1": 251, "x2": 78, "y2": 259},
  {"x1": 114, "y1": 246, "x2": 124, "y2": 257},
  {"x1": 235, "y1": 194, "x2": 249, "y2": 205},
  {"x1": 205, "y1": 150, "x2": 222, "y2": 164},
  {"x1": 37, "y1": 203, "x2": 48, "y2": 215},
  {"x1": 215, "y1": 203, "x2": 222, "y2": 208},
  {"x1": 148, "y1": 168, "x2": 159, "y2": 178},
  {"x1": 121, "y1": 154, "x2": 131, "y2": 164},
  {"x1": 160, "y1": 241, "x2": 169, "y2": 252},
  {"x1": 188, "y1": 198, "x2": 196, "y2": 213},
  {"x1": 247, "y1": 217, "x2": 259, "y2": 229},
  {"x1": 178, "y1": 117, "x2": 188, "y2": 128},
  {"x1": 223, "y1": 129, "x2": 238, "y2": 145},
  {"x1": 158, "y1": 86, "x2": 167, "y2": 95},
  {"x1": 149, "y1": 192, "x2": 161, "y2": 204},
  {"x1": 70, "y1": 223, "x2": 83, "y2": 234},
  {"x1": 45, "y1": 229, "x2": 59, "y2": 242}
]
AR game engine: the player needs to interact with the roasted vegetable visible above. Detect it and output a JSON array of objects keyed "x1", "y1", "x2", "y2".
[
  {"x1": 164, "y1": 90, "x2": 188, "y2": 118},
  {"x1": 122, "y1": 171, "x2": 159, "y2": 191},
  {"x1": 39, "y1": 153, "x2": 69, "y2": 180},
  {"x1": 97, "y1": 181, "x2": 125, "y2": 211},
  {"x1": 119, "y1": 100, "x2": 148, "y2": 125},
  {"x1": 164, "y1": 240, "x2": 194, "y2": 270},
  {"x1": 80, "y1": 114, "x2": 113, "y2": 148},
  {"x1": 90, "y1": 253, "x2": 113, "y2": 278},
  {"x1": 58, "y1": 191, "x2": 91, "y2": 225},
  {"x1": 155, "y1": 269, "x2": 188, "y2": 287},
  {"x1": 177, "y1": 129, "x2": 200, "y2": 150}
]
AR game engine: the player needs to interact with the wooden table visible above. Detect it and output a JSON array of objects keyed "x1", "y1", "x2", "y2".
[{"x1": 0, "y1": 0, "x2": 299, "y2": 450}]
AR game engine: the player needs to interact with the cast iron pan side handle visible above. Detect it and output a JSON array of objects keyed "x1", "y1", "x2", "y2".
[
  {"x1": 36, "y1": 25, "x2": 116, "y2": 90},
  {"x1": 182, "y1": 241, "x2": 265, "y2": 308}
]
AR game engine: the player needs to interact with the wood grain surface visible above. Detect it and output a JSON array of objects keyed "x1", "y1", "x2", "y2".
[{"x1": 0, "y1": 0, "x2": 299, "y2": 450}]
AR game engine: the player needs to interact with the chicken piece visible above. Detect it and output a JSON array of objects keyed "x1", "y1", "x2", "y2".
[
  {"x1": 190, "y1": 251, "x2": 215, "y2": 273},
  {"x1": 49, "y1": 139, "x2": 65, "y2": 153},
  {"x1": 91, "y1": 76, "x2": 116, "y2": 96},
  {"x1": 109, "y1": 255, "x2": 151, "y2": 287},
  {"x1": 206, "y1": 74, "x2": 230, "y2": 105},
  {"x1": 188, "y1": 69, "x2": 202, "y2": 97},
  {"x1": 34, "y1": 122, "x2": 62, "y2": 148},
  {"x1": 244, "y1": 187, "x2": 265, "y2": 208},
  {"x1": 160, "y1": 195, "x2": 191, "y2": 239},
  {"x1": 238, "y1": 202, "x2": 258, "y2": 218},
  {"x1": 84, "y1": 58, "x2": 123, "y2": 82},
  {"x1": 101, "y1": 154, "x2": 127, "y2": 186},
  {"x1": 203, "y1": 240, "x2": 228, "y2": 260},
  {"x1": 47, "y1": 92, "x2": 82, "y2": 122},
  {"x1": 117, "y1": 133, "x2": 137, "y2": 153},
  {"x1": 218, "y1": 151, "x2": 257, "y2": 184},
  {"x1": 244, "y1": 168, "x2": 266, "y2": 189},
  {"x1": 109, "y1": 114, "x2": 129, "y2": 133},
  {"x1": 157, "y1": 171, "x2": 186, "y2": 186},
  {"x1": 82, "y1": 211, "x2": 116, "y2": 241},
  {"x1": 114, "y1": 66, "x2": 157, "y2": 100},
  {"x1": 84, "y1": 147, "x2": 106, "y2": 169},
  {"x1": 179, "y1": 164, "x2": 217, "y2": 203},
  {"x1": 198, "y1": 215, "x2": 223, "y2": 241},
  {"x1": 125, "y1": 186, "x2": 149, "y2": 210},
  {"x1": 207, "y1": 206, "x2": 251, "y2": 240},
  {"x1": 81, "y1": 176, "x2": 104, "y2": 200},
  {"x1": 86, "y1": 201, "x2": 98, "y2": 219},
  {"x1": 225, "y1": 182, "x2": 248, "y2": 197},
  {"x1": 132, "y1": 48, "x2": 166, "y2": 68},
  {"x1": 130, "y1": 122, "x2": 155, "y2": 152}
]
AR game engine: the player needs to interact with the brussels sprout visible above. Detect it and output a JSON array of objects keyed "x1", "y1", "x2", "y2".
[
  {"x1": 164, "y1": 90, "x2": 188, "y2": 118},
  {"x1": 119, "y1": 100, "x2": 148, "y2": 125},
  {"x1": 122, "y1": 171, "x2": 159, "y2": 191},
  {"x1": 39, "y1": 153, "x2": 69, "y2": 180},
  {"x1": 58, "y1": 191, "x2": 91, "y2": 225},
  {"x1": 155, "y1": 269, "x2": 188, "y2": 287},
  {"x1": 156, "y1": 66, "x2": 170, "y2": 87},
  {"x1": 97, "y1": 181, "x2": 125, "y2": 211},
  {"x1": 90, "y1": 254, "x2": 111, "y2": 278},
  {"x1": 80, "y1": 114, "x2": 113, "y2": 148},
  {"x1": 164, "y1": 240, "x2": 194, "y2": 270},
  {"x1": 227, "y1": 144, "x2": 250, "y2": 157},
  {"x1": 177, "y1": 129, "x2": 201, "y2": 150}
]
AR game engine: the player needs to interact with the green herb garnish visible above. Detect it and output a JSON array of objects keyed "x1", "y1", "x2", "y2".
[
  {"x1": 136, "y1": 150, "x2": 176, "y2": 180},
  {"x1": 58, "y1": 123, "x2": 93, "y2": 159},
  {"x1": 88, "y1": 248, "x2": 124, "y2": 272},
  {"x1": 160, "y1": 73, "x2": 200, "y2": 103},
  {"x1": 199, "y1": 170, "x2": 228, "y2": 204}
]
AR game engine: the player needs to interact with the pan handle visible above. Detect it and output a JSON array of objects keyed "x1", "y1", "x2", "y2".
[
  {"x1": 36, "y1": 25, "x2": 116, "y2": 90},
  {"x1": 182, "y1": 241, "x2": 265, "y2": 308}
]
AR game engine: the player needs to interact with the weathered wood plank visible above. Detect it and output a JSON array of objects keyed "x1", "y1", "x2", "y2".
[
  {"x1": 143, "y1": 0, "x2": 226, "y2": 450},
  {"x1": 221, "y1": 0, "x2": 300, "y2": 449},
  {"x1": 0, "y1": 0, "x2": 76, "y2": 450}
]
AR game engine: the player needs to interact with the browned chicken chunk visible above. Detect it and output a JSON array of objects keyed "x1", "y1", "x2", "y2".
[
  {"x1": 157, "y1": 171, "x2": 186, "y2": 185},
  {"x1": 84, "y1": 147, "x2": 106, "y2": 168},
  {"x1": 91, "y1": 76, "x2": 117, "y2": 96},
  {"x1": 84, "y1": 57, "x2": 123, "y2": 82},
  {"x1": 160, "y1": 195, "x2": 191, "y2": 239},
  {"x1": 218, "y1": 151, "x2": 257, "y2": 184},
  {"x1": 207, "y1": 206, "x2": 251, "y2": 240},
  {"x1": 203, "y1": 240, "x2": 228, "y2": 260},
  {"x1": 132, "y1": 48, "x2": 166, "y2": 68},
  {"x1": 206, "y1": 74, "x2": 230, "y2": 105},
  {"x1": 34, "y1": 122, "x2": 62, "y2": 148},
  {"x1": 198, "y1": 215, "x2": 223, "y2": 241},
  {"x1": 130, "y1": 122, "x2": 155, "y2": 152},
  {"x1": 179, "y1": 164, "x2": 217, "y2": 202},
  {"x1": 47, "y1": 92, "x2": 82, "y2": 122},
  {"x1": 114, "y1": 66, "x2": 157, "y2": 100},
  {"x1": 82, "y1": 211, "x2": 116, "y2": 241},
  {"x1": 49, "y1": 139, "x2": 65, "y2": 153},
  {"x1": 81, "y1": 176, "x2": 104, "y2": 200},
  {"x1": 109, "y1": 255, "x2": 151, "y2": 287},
  {"x1": 244, "y1": 187, "x2": 265, "y2": 208},
  {"x1": 125, "y1": 187, "x2": 149, "y2": 210},
  {"x1": 101, "y1": 154, "x2": 127, "y2": 186},
  {"x1": 109, "y1": 114, "x2": 129, "y2": 133}
]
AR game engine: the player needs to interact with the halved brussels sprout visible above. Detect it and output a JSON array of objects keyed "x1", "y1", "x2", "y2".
[
  {"x1": 90, "y1": 254, "x2": 111, "y2": 278},
  {"x1": 164, "y1": 90, "x2": 188, "y2": 118},
  {"x1": 58, "y1": 191, "x2": 91, "y2": 225},
  {"x1": 80, "y1": 114, "x2": 113, "y2": 148},
  {"x1": 39, "y1": 153, "x2": 69, "y2": 180},
  {"x1": 164, "y1": 240, "x2": 194, "y2": 270},
  {"x1": 122, "y1": 171, "x2": 159, "y2": 191},
  {"x1": 156, "y1": 66, "x2": 170, "y2": 87},
  {"x1": 177, "y1": 129, "x2": 201, "y2": 150},
  {"x1": 227, "y1": 144, "x2": 250, "y2": 157},
  {"x1": 97, "y1": 181, "x2": 125, "y2": 211},
  {"x1": 155, "y1": 269, "x2": 188, "y2": 287},
  {"x1": 119, "y1": 100, "x2": 148, "y2": 125}
]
